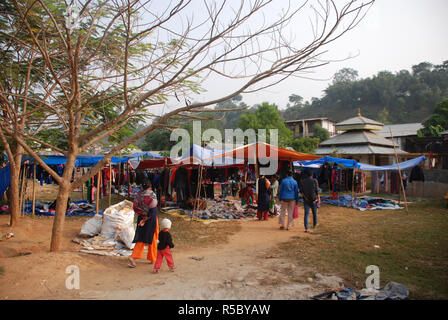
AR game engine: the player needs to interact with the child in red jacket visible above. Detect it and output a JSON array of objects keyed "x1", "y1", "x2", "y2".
[{"x1": 153, "y1": 218, "x2": 175, "y2": 273}]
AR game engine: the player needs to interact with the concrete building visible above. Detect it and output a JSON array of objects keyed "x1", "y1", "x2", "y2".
[{"x1": 285, "y1": 117, "x2": 337, "y2": 139}]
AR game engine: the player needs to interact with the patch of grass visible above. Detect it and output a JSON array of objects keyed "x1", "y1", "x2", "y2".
[
  {"x1": 278, "y1": 199, "x2": 448, "y2": 299},
  {"x1": 0, "y1": 266, "x2": 4, "y2": 275}
]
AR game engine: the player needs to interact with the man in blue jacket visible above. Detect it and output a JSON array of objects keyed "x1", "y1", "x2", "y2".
[{"x1": 278, "y1": 171, "x2": 299, "y2": 230}]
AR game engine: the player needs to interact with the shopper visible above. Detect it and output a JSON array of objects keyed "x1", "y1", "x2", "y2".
[{"x1": 278, "y1": 171, "x2": 299, "y2": 230}]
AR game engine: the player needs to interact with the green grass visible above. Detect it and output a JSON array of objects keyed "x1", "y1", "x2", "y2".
[
  {"x1": 0, "y1": 266, "x2": 4, "y2": 276},
  {"x1": 278, "y1": 199, "x2": 448, "y2": 299}
]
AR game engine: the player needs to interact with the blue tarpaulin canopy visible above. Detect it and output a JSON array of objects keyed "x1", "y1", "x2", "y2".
[
  {"x1": 357, "y1": 155, "x2": 426, "y2": 171},
  {"x1": 294, "y1": 156, "x2": 360, "y2": 169},
  {"x1": 295, "y1": 155, "x2": 425, "y2": 171},
  {"x1": 25, "y1": 154, "x2": 129, "y2": 167}
]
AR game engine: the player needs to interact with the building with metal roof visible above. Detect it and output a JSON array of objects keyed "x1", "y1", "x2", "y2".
[{"x1": 315, "y1": 109, "x2": 408, "y2": 165}]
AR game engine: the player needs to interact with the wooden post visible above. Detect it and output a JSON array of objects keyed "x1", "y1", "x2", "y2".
[
  {"x1": 351, "y1": 166, "x2": 356, "y2": 203},
  {"x1": 19, "y1": 164, "x2": 27, "y2": 217},
  {"x1": 32, "y1": 164, "x2": 36, "y2": 217},
  {"x1": 127, "y1": 163, "x2": 130, "y2": 199},
  {"x1": 108, "y1": 161, "x2": 112, "y2": 208},
  {"x1": 96, "y1": 170, "x2": 101, "y2": 215},
  {"x1": 389, "y1": 128, "x2": 408, "y2": 213}
]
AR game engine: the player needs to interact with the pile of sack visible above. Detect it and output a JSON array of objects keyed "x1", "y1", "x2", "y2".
[{"x1": 78, "y1": 200, "x2": 136, "y2": 252}]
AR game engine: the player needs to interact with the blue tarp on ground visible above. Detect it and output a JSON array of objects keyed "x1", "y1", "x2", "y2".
[{"x1": 0, "y1": 165, "x2": 11, "y2": 199}]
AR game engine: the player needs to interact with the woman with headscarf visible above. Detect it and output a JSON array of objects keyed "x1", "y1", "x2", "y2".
[{"x1": 128, "y1": 180, "x2": 159, "y2": 268}]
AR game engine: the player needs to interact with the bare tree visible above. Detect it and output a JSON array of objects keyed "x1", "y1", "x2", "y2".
[{"x1": 0, "y1": 0, "x2": 374, "y2": 251}]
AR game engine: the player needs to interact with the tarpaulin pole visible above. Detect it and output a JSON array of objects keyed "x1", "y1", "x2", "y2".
[
  {"x1": 389, "y1": 128, "x2": 408, "y2": 213},
  {"x1": 19, "y1": 164, "x2": 27, "y2": 217},
  {"x1": 351, "y1": 166, "x2": 356, "y2": 205},
  {"x1": 109, "y1": 160, "x2": 112, "y2": 208},
  {"x1": 32, "y1": 163, "x2": 36, "y2": 217},
  {"x1": 96, "y1": 170, "x2": 101, "y2": 215}
]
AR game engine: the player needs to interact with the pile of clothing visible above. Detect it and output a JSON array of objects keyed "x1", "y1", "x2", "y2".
[
  {"x1": 316, "y1": 195, "x2": 403, "y2": 211},
  {"x1": 19, "y1": 200, "x2": 103, "y2": 216},
  {"x1": 164, "y1": 198, "x2": 259, "y2": 221}
]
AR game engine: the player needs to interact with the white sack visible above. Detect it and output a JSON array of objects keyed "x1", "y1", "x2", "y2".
[
  {"x1": 117, "y1": 226, "x2": 136, "y2": 249},
  {"x1": 80, "y1": 214, "x2": 103, "y2": 237},
  {"x1": 100, "y1": 200, "x2": 135, "y2": 239}
]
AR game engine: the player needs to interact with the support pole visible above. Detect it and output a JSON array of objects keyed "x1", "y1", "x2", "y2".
[
  {"x1": 32, "y1": 164, "x2": 36, "y2": 217},
  {"x1": 19, "y1": 164, "x2": 26, "y2": 217},
  {"x1": 389, "y1": 128, "x2": 408, "y2": 213},
  {"x1": 108, "y1": 161, "x2": 112, "y2": 208},
  {"x1": 351, "y1": 166, "x2": 356, "y2": 204},
  {"x1": 96, "y1": 170, "x2": 101, "y2": 215}
]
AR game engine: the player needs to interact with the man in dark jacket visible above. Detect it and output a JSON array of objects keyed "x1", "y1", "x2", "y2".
[{"x1": 299, "y1": 169, "x2": 320, "y2": 232}]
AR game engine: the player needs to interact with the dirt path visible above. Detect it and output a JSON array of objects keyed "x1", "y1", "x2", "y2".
[{"x1": 0, "y1": 215, "x2": 344, "y2": 300}]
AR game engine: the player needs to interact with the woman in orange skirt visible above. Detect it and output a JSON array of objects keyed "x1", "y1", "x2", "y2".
[{"x1": 128, "y1": 181, "x2": 159, "y2": 268}]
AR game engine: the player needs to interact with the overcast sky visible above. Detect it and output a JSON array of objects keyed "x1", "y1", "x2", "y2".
[{"x1": 196, "y1": 0, "x2": 448, "y2": 110}]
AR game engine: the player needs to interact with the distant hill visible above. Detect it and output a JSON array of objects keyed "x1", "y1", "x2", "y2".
[{"x1": 281, "y1": 60, "x2": 448, "y2": 124}]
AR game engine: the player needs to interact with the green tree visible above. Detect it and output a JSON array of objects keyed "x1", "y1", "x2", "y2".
[
  {"x1": 418, "y1": 99, "x2": 448, "y2": 136},
  {"x1": 333, "y1": 67, "x2": 359, "y2": 84},
  {"x1": 238, "y1": 102, "x2": 293, "y2": 147},
  {"x1": 312, "y1": 124, "x2": 330, "y2": 142},
  {"x1": 291, "y1": 137, "x2": 320, "y2": 154},
  {"x1": 139, "y1": 127, "x2": 174, "y2": 151}
]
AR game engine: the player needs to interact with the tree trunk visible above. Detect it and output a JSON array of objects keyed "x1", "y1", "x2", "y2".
[
  {"x1": 7, "y1": 168, "x2": 20, "y2": 226},
  {"x1": 49, "y1": 154, "x2": 76, "y2": 252},
  {"x1": 8, "y1": 152, "x2": 23, "y2": 226}
]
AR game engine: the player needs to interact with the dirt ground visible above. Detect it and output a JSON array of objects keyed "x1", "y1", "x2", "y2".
[{"x1": 0, "y1": 209, "x2": 345, "y2": 300}]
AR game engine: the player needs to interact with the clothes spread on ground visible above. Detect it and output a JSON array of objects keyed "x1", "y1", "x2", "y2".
[
  {"x1": 162, "y1": 198, "x2": 258, "y2": 220},
  {"x1": 19, "y1": 200, "x2": 102, "y2": 216},
  {"x1": 305, "y1": 195, "x2": 404, "y2": 211}
]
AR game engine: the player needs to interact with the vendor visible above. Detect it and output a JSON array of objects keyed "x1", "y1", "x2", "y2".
[{"x1": 239, "y1": 182, "x2": 254, "y2": 205}]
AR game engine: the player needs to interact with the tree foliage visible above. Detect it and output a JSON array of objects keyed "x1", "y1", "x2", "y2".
[
  {"x1": 418, "y1": 99, "x2": 448, "y2": 137},
  {"x1": 312, "y1": 123, "x2": 330, "y2": 142},
  {"x1": 238, "y1": 102, "x2": 293, "y2": 147},
  {"x1": 282, "y1": 60, "x2": 448, "y2": 123}
]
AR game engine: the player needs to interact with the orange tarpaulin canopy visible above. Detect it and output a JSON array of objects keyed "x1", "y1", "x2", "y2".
[{"x1": 207, "y1": 142, "x2": 320, "y2": 162}]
